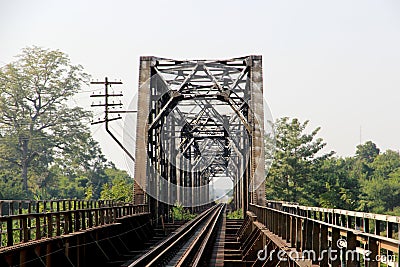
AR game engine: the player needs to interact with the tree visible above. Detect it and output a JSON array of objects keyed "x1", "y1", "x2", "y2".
[
  {"x1": 0, "y1": 159, "x2": 26, "y2": 199},
  {"x1": 50, "y1": 133, "x2": 110, "y2": 199},
  {"x1": 310, "y1": 157, "x2": 359, "y2": 209},
  {"x1": 0, "y1": 46, "x2": 90, "y2": 193},
  {"x1": 358, "y1": 150, "x2": 400, "y2": 213},
  {"x1": 99, "y1": 167, "x2": 133, "y2": 202},
  {"x1": 265, "y1": 117, "x2": 334, "y2": 203},
  {"x1": 370, "y1": 150, "x2": 400, "y2": 179},
  {"x1": 358, "y1": 169, "x2": 400, "y2": 213},
  {"x1": 351, "y1": 141, "x2": 381, "y2": 182},
  {"x1": 356, "y1": 141, "x2": 380, "y2": 163}
]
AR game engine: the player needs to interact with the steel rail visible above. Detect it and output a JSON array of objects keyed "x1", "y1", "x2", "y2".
[
  {"x1": 126, "y1": 204, "x2": 223, "y2": 267},
  {"x1": 176, "y1": 204, "x2": 225, "y2": 266}
]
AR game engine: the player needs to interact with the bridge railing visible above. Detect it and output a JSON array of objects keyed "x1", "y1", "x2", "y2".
[
  {"x1": 266, "y1": 200, "x2": 400, "y2": 239},
  {"x1": 0, "y1": 200, "x2": 148, "y2": 248},
  {"x1": 250, "y1": 202, "x2": 400, "y2": 266},
  {"x1": 0, "y1": 199, "x2": 120, "y2": 216}
]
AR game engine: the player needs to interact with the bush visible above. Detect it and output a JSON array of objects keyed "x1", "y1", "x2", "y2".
[
  {"x1": 227, "y1": 209, "x2": 243, "y2": 219},
  {"x1": 171, "y1": 202, "x2": 196, "y2": 220}
]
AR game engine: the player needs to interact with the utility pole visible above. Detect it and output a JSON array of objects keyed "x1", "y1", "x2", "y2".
[
  {"x1": 90, "y1": 77, "x2": 136, "y2": 162},
  {"x1": 91, "y1": 77, "x2": 123, "y2": 124},
  {"x1": 91, "y1": 77, "x2": 141, "y2": 204}
]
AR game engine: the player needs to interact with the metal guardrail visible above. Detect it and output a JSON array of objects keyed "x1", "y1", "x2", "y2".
[
  {"x1": 266, "y1": 200, "x2": 400, "y2": 239},
  {"x1": 0, "y1": 199, "x2": 148, "y2": 248},
  {"x1": 0, "y1": 199, "x2": 119, "y2": 216},
  {"x1": 250, "y1": 202, "x2": 400, "y2": 266}
]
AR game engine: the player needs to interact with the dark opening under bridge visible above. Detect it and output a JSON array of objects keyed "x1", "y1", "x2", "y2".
[{"x1": 0, "y1": 56, "x2": 399, "y2": 267}]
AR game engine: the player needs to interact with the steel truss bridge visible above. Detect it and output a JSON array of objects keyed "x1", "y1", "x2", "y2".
[
  {"x1": 133, "y1": 56, "x2": 266, "y2": 219},
  {"x1": 0, "y1": 56, "x2": 399, "y2": 267}
]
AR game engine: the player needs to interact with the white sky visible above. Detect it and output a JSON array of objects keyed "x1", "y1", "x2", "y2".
[{"x1": 1, "y1": 0, "x2": 400, "y2": 171}]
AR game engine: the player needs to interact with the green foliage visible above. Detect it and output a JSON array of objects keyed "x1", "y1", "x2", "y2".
[
  {"x1": 266, "y1": 117, "x2": 334, "y2": 204},
  {"x1": 99, "y1": 168, "x2": 133, "y2": 202},
  {"x1": 0, "y1": 165, "x2": 27, "y2": 199},
  {"x1": 358, "y1": 151, "x2": 400, "y2": 213},
  {"x1": 227, "y1": 209, "x2": 243, "y2": 219},
  {"x1": 310, "y1": 157, "x2": 359, "y2": 209},
  {"x1": 171, "y1": 202, "x2": 196, "y2": 220},
  {"x1": 356, "y1": 141, "x2": 380, "y2": 163}
]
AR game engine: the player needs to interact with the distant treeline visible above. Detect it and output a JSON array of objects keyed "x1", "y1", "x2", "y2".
[{"x1": 266, "y1": 117, "x2": 400, "y2": 215}]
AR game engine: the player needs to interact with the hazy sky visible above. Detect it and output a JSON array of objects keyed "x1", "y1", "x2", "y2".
[{"x1": 1, "y1": 0, "x2": 399, "y2": 170}]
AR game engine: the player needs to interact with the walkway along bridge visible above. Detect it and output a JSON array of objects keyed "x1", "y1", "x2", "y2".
[{"x1": 0, "y1": 56, "x2": 399, "y2": 266}]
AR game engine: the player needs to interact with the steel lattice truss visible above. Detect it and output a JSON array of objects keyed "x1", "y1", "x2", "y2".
[{"x1": 134, "y1": 56, "x2": 265, "y2": 218}]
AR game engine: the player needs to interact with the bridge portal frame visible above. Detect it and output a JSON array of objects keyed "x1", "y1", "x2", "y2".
[{"x1": 133, "y1": 56, "x2": 266, "y2": 219}]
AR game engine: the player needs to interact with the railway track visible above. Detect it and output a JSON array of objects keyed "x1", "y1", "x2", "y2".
[{"x1": 123, "y1": 204, "x2": 225, "y2": 267}]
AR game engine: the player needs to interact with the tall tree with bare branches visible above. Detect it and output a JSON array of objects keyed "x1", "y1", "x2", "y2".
[{"x1": 0, "y1": 46, "x2": 91, "y2": 193}]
